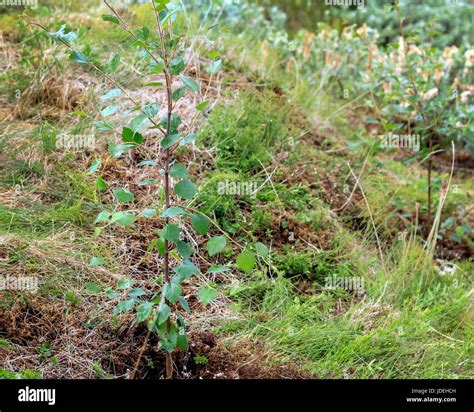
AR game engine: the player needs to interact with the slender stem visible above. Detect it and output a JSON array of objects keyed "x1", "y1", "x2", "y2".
[{"x1": 151, "y1": 0, "x2": 174, "y2": 380}]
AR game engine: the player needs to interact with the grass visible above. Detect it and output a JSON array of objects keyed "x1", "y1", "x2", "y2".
[
  {"x1": 222, "y1": 269, "x2": 472, "y2": 378},
  {"x1": 199, "y1": 90, "x2": 296, "y2": 174}
]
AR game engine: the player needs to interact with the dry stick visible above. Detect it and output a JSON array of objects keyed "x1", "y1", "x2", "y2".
[
  {"x1": 257, "y1": 157, "x2": 284, "y2": 218},
  {"x1": 130, "y1": 329, "x2": 151, "y2": 380},
  {"x1": 333, "y1": 146, "x2": 372, "y2": 213},
  {"x1": 425, "y1": 142, "x2": 456, "y2": 258},
  {"x1": 346, "y1": 162, "x2": 388, "y2": 277}
]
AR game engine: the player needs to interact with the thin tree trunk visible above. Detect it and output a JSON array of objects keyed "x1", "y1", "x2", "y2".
[{"x1": 157, "y1": 6, "x2": 174, "y2": 379}]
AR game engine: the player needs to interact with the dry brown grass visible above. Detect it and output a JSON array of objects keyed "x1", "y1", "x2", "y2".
[{"x1": 12, "y1": 67, "x2": 93, "y2": 120}]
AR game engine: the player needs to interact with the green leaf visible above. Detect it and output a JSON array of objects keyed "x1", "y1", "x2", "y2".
[
  {"x1": 94, "y1": 120, "x2": 114, "y2": 131},
  {"x1": 108, "y1": 143, "x2": 134, "y2": 158},
  {"x1": 102, "y1": 14, "x2": 120, "y2": 25},
  {"x1": 124, "y1": 106, "x2": 141, "y2": 115},
  {"x1": 130, "y1": 114, "x2": 149, "y2": 132},
  {"x1": 172, "y1": 86, "x2": 186, "y2": 102},
  {"x1": 69, "y1": 51, "x2": 89, "y2": 64},
  {"x1": 157, "y1": 303, "x2": 171, "y2": 325},
  {"x1": 85, "y1": 282, "x2": 101, "y2": 294},
  {"x1": 169, "y1": 163, "x2": 189, "y2": 179},
  {"x1": 87, "y1": 158, "x2": 101, "y2": 175},
  {"x1": 143, "y1": 103, "x2": 159, "y2": 118},
  {"x1": 149, "y1": 60, "x2": 164, "y2": 74},
  {"x1": 137, "y1": 179, "x2": 158, "y2": 186},
  {"x1": 161, "y1": 206, "x2": 185, "y2": 218},
  {"x1": 191, "y1": 214, "x2": 210, "y2": 235},
  {"x1": 196, "y1": 101, "x2": 209, "y2": 111},
  {"x1": 198, "y1": 286, "x2": 217, "y2": 305},
  {"x1": 178, "y1": 296, "x2": 191, "y2": 314},
  {"x1": 134, "y1": 40, "x2": 147, "y2": 48},
  {"x1": 165, "y1": 281, "x2": 182, "y2": 304},
  {"x1": 169, "y1": 57, "x2": 185, "y2": 75},
  {"x1": 135, "y1": 302, "x2": 153, "y2": 323},
  {"x1": 113, "y1": 189, "x2": 134, "y2": 203},
  {"x1": 122, "y1": 127, "x2": 143, "y2": 144},
  {"x1": 105, "y1": 288, "x2": 120, "y2": 299},
  {"x1": 177, "y1": 332, "x2": 188, "y2": 350},
  {"x1": 255, "y1": 242, "x2": 269, "y2": 258},
  {"x1": 180, "y1": 75, "x2": 199, "y2": 93},
  {"x1": 110, "y1": 53, "x2": 121, "y2": 72},
  {"x1": 137, "y1": 25, "x2": 150, "y2": 40},
  {"x1": 49, "y1": 25, "x2": 78, "y2": 44},
  {"x1": 96, "y1": 176, "x2": 107, "y2": 191},
  {"x1": 159, "y1": 322, "x2": 178, "y2": 352},
  {"x1": 94, "y1": 211, "x2": 111, "y2": 224},
  {"x1": 208, "y1": 265, "x2": 231, "y2": 274},
  {"x1": 176, "y1": 241, "x2": 192, "y2": 259},
  {"x1": 138, "y1": 160, "x2": 159, "y2": 167},
  {"x1": 144, "y1": 82, "x2": 164, "y2": 87},
  {"x1": 113, "y1": 299, "x2": 135, "y2": 315},
  {"x1": 180, "y1": 134, "x2": 197, "y2": 146},
  {"x1": 156, "y1": 239, "x2": 165, "y2": 256},
  {"x1": 89, "y1": 257, "x2": 105, "y2": 266},
  {"x1": 161, "y1": 224, "x2": 180, "y2": 242},
  {"x1": 205, "y1": 59, "x2": 222, "y2": 74},
  {"x1": 101, "y1": 105, "x2": 119, "y2": 117},
  {"x1": 174, "y1": 260, "x2": 199, "y2": 280},
  {"x1": 161, "y1": 8, "x2": 179, "y2": 25},
  {"x1": 140, "y1": 208, "x2": 157, "y2": 218},
  {"x1": 206, "y1": 236, "x2": 227, "y2": 257},
  {"x1": 100, "y1": 88, "x2": 121, "y2": 101},
  {"x1": 153, "y1": 1, "x2": 168, "y2": 13},
  {"x1": 175, "y1": 180, "x2": 196, "y2": 199},
  {"x1": 161, "y1": 133, "x2": 181, "y2": 149},
  {"x1": 117, "y1": 279, "x2": 134, "y2": 290},
  {"x1": 128, "y1": 287, "x2": 146, "y2": 299},
  {"x1": 160, "y1": 114, "x2": 181, "y2": 132},
  {"x1": 236, "y1": 251, "x2": 256, "y2": 274},
  {"x1": 111, "y1": 212, "x2": 136, "y2": 226}
]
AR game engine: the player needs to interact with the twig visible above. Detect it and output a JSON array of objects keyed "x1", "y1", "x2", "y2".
[{"x1": 130, "y1": 330, "x2": 151, "y2": 380}]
